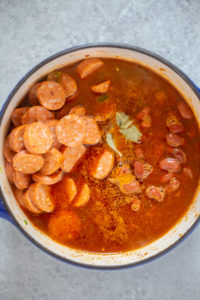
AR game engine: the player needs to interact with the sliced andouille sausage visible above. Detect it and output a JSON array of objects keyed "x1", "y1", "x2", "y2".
[
  {"x1": 13, "y1": 150, "x2": 44, "y2": 174},
  {"x1": 77, "y1": 58, "x2": 103, "y2": 79},
  {"x1": 146, "y1": 186, "x2": 165, "y2": 202},
  {"x1": 159, "y1": 157, "x2": 181, "y2": 173},
  {"x1": 56, "y1": 115, "x2": 86, "y2": 147},
  {"x1": 22, "y1": 106, "x2": 54, "y2": 124},
  {"x1": 166, "y1": 177, "x2": 180, "y2": 193},
  {"x1": 90, "y1": 149, "x2": 114, "y2": 179},
  {"x1": 13, "y1": 187, "x2": 26, "y2": 207},
  {"x1": 8, "y1": 125, "x2": 26, "y2": 152},
  {"x1": 166, "y1": 133, "x2": 184, "y2": 147},
  {"x1": 59, "y1": 73, "x2": 78, "y2": 99},
  {"x1": 24, "y1": 122, "x2": 53, "y2": 154},
  {"x1": 48, "y1": 210, "x2": 80, "y2": 242},
  {"x1": 133, "y1": 161, "x2": 153, "y2": 180},
  {"x1": 131, "y1": 195, "x2": 141, "y2": 212},
  {"x1": 32, "y1": 169, "x2": 63, "y2": 185},
  {"x1": 47, "y1": 71, "x2": 78, "y2": 100},
  {"x1": 5, "y1": 161, "x2": 14, "y2": 183},
  {"x1": 28, "y1": 83, "x2": 41, "y2": 106},
  {"x1": 23, "y1": 189, "x2": 42, "y2": 214},
  {"x1": 83, "y1": 116, "x2": 101, "y2": 145},
  {"x1": 39, "y1": 148, "x2": 63, "y2": 175},
  {"x1": 91, "y1": 80, "x2": 111, "y2": 94},
  {"x1": 11, "y1": 107, "x2": 29, "y2": 127},
  {"x1": 45, "y1": 119, "x2": 61, "y2": 149},
  {"x1": 171, "y1": 148, "x2": 186, "y2": 163},
  {"x1": 166, "y1": 114, "x2": 184, "y2": 133},
  {"x1": 4, "y1": 135, "x2": 16, "y2": 162},
  {"x1": 178, "y1": 102, "x2": 193, "y2": 119},
  {"x1": 61, "y1": 176, "x2": 77, "y2": 203},
  {"x1": 134, "y1": 145, "x2": 144, "y2": 159},
  {"x1": 183, "y1": 167, "x2": 193, "y2": 179},
  {"x1": 69, "y1": 105, "x2": 86, "y2": 117},
  {"x1": 161, "y1": 172, "x2": 173, "y2": 183},
  {"x1": 74, "y1": 183, "x2": 90, "y2": 207},
  {"x1": 37, "y1": 81, "x2": 66, "y2": 110},
  {"x1": 94, "y1": 102, "x2": 116, "y2": 122},
  {"x1": 29, "y1": 183, "x2": 54, "y2": 212},
  {"x1": 12, "y1": 170, "x2": 31, "y2": 190},
  {"x1": 61, "y1": 144, "x2": 86, "y2": 173}
]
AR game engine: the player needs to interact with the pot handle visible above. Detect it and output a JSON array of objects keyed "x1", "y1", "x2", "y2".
[{"x1": 0, "y1": 198, "x2": 14, "y2": 223}]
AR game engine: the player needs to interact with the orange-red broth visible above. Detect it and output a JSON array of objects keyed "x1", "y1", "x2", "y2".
[{"x1": 23, "y1": 58, "x2": 200, "y2": 253}]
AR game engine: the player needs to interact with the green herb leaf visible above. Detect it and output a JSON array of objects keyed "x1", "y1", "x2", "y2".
[
  {"x1": 55, "y1": 71, "x2": 61, "y2": 79},
  {"x1": 106, "y1": 132, "x2": 122, "y2": 157},
  {"x1": 119, "y1": 126, "x2": 142, "y2": 143},
  {"x1": 0, "y1": 166, "x2": 2, "y2": 174},
  {"x1": 97, "y1": 94, "x2": 108, "y2": 103},
  {"x1": 24, "y1": 220, "x2": 28, "y2": 225},
  {"x1": 116, "y1": 112, "x2": 133, "y2": 129}
]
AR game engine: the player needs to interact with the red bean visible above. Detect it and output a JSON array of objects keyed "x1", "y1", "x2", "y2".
[
  {"x1": 159, "y1": 157, "x2": 181, "y2": 173},
  {"x1": 161, "y1": 172, "x2": 173, "y2": 183},
  {"x1": 166, "y1": 133, "x2": 184, "y2": 147},
  {"x1": 171, "y1": 148, "x2": 186, "y2": 163},
  {"x1": 133, "y1": 161, "x2": 153, "y2": 180},
  {"x1": 178, "y1": 102, "x2": 193, "y2": 119},
  {"x1": 166, "y1": 114, "x2": 184, "y2": 133},
  {"x1": 122, "y1": 180, "x2": 141, "y2": 194},
  {"x1": 166, "y1": 177, "x2": 180, "y2": 193},
  {"x1": 146, "y1": 186, "x2": 165, "y2": 202},
  {"x1": 183, "y1": 167, "x2": 193, "y2": 179}
]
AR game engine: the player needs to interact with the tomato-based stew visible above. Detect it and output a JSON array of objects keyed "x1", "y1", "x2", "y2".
[{"x1": 4, "y1": 57, "x2": 200, "y2": 253}]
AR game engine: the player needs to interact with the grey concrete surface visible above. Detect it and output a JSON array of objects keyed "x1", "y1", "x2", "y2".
[{"x1": 0, "y1": 0, "x2": 200, "y2": 299}]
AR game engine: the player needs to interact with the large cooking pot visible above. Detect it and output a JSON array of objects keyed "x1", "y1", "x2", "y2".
[{"x1": 0, "y1": 44, "x2": 200, "y2": 269}]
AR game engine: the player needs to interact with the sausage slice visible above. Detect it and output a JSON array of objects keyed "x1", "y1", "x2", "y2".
[
  {"x1": 28, "y1": 83, "x2": 41, "y2": 106},
  {"x1": 83, "y1": 116, "x2": 101, "y2": 145},
  {"x1": 28, "y1": 183, "x2": 54, "y2": 213},
  {"x1": 39, "y1": 148, "x2": 63, "y2": 175},
  {"x1": 69, "y1": 105, "x2": 86, "y2": 117},
  {"x1": 4, "y1": 135, "x2": 16, "y2": 162},
  {"x1": 91, "y1": 80, "x2": 111, "y2": 94},
  {"x1": 32, "y1": 169, "x2": 63, "y2": 185},
  {"x1": 74, "y1": 183, "x2": 90, "y2": 207},
  {"x1": 61, "y1": 145, "x2": 86, "y2": 173},
  {"x1": 46, "y1": 119, "x2": 62, "y2": 149},
  {"x1": 24, "y1": 122, "x2": 53, "y2": 154},
  {"x1": 56, "y1": 115, "x2": 86, "y2": 147},
  {"x1": 13, "y1": 150, "x2": 44, "y2": 174},
  {"x1": 90, "y1": 149, "x2": 114, "y2": 179},
  {"x1": 9, "y1": 125, "x2": 26, "y2": 153},
  {"x1": 11, "y1": 107, "x2": 29, "y2": 127},
  {"x1": 23, "y1": 189, "x2": 42, "y2": 214},
  {"x1": 77, "y1": 58, "x2": 103, "y2": 79},
  {"x1": 37, "y1": 81, "x2": 66, "y2": 110},
  {"x1": 5, "y1": 161, "x2": 14, "y2": 183},
  {"x1": 12, "y1": 170, "x2": 31, "y2": 190},
  {"x1": 166, "y1": 177, "x2": 180, "y2": 193},
  {"x1": 166, "y1": 114, "x2": 184, "y2": 133},
  {"x1": 22, "y1": 106, "x2": 54, "y2": 124}
]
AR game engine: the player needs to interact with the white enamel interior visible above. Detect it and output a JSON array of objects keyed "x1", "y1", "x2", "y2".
[{"x1": 0, "y1": 46, "x2": 200, "y2": 268}]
